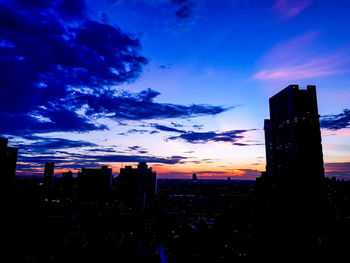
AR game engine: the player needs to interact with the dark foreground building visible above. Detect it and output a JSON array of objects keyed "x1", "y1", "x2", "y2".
[
  {"x1": 264, "y1": 84, "x2": 325, "y2": 185},
  {"x1": 257, "y1": 85, "x2": 328, "y2": 258},
  {"x1": 44, "y1": 161, "x2": 55, "y2": 186},
  {"x1": 77, "y1": 166, "x2": 112, "y2": 200},
  {"x1": 0, "y1": 137, "x2": 18, "y2": 189},
  {"x1": 119, "y1": 162, "x2": 157, "y2": 209}
]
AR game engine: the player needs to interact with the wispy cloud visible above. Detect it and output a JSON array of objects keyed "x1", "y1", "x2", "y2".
[
  {"x1": 321, "y1": 109, "x2": 350, "y2": 130},
  {"x1": 167, "y1": 129, "x2": 256, "y2": 145},
  {"x1": 253, "y1": 31, "x2": 350, "y2": 80},
  {"x1": 76, "y1": 88, "x2": 229, "y2": 121},
  {"x1": 128, "y1": 145, "x2": 149, "y2": 154},
  {"x1": 253, "y1": 55, "x2": 350, "y2": 80},
  {"x1": 273, "y1": 0, "x2": 312, "y2": 20},
  {"x1": 151, "y1": 123, "x2": 185, "y2": 133}
]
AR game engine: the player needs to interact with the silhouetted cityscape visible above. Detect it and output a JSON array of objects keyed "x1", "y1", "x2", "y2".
[{"x1": 3, "y1": 85, "x2": 350, "y2": 261}]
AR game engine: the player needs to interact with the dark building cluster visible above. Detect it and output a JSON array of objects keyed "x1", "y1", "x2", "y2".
[{"x1": 2, "y1": 85, "x2": 350, "y2": 261}]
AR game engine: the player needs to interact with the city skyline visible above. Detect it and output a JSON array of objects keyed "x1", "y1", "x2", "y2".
[{"x1": 1, "y1": 0, "x2": 350, "y2": 179}]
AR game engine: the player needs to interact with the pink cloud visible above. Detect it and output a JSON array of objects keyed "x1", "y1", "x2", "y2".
[
  {"x1": 253, "y1": 55, "x2": 350, "y2": 80},
  {"x1": 253, "y1": 31, "x2": 350, "y2": 80},
  {"x1": 273, "y1": 0, "x2": 312, "y2": 20},
  {"x1": 322, "y1": 128, "x2": 350, "y2": 137}
]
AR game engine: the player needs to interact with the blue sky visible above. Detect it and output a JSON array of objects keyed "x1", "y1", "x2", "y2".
[{"x1": 1, "y1": 0, "x2": 350, "y2": 179}]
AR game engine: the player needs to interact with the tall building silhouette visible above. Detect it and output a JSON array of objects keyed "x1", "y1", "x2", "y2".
[
  {"x1": 62, "y1": 170, "x2": 73, "y2": 193},
  {"x1": 264, "y1": 84, "x2": 325, "y2": 185},
  {"x1": 119, "y1": 162, "x2": 157, "y2": 209},
  {"x1": 77, "y1": 166, "x2": 112, "y2": 200},
  {"x1": 192, "y1": 173, "x2": 197, "y2": 181},
  {"x1": 44, "y1": 161, "x2": 55, "y2": 185},
  {"x1": 0, "y1": 137, "x2": 18, "y2": 188},
  {"x1": 257, "y1": 84, "x2": 327, "y2": 257}
]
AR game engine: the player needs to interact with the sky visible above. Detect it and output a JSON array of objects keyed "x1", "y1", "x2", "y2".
[{"x1": 1, "y1": 0, "x2": 350, "y2": 179}]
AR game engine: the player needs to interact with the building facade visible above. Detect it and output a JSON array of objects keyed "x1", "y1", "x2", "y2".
[
  {"x1": 44, "y1": 161, "x2": 55, "y2": 185},
  {"x1": 264, "y1": 84, "x2": 325, "y2": 185},
  {"x1": 0, "y1": 137, "x2": 18, "y2": 188},
  {"x1": 119, "y1": 162, "x2": 157, "y2": 209},
  {"x1": 77, "y1": 166, "x2": 113, "y2": 200}
]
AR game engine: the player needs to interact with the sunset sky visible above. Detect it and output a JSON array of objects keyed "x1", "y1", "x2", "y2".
[{"x1": 1, "y1": 0, "x2": 350, "y2": 179}]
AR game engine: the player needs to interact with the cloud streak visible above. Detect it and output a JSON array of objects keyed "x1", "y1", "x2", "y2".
[
  {"x1": 167, "y1": 129, "x2": 254, "y2": 144},
  {"x1": 151, "y1": 123, "x2": 185, "y2": 133},
  {"x1": 321, "y1": 109, "x2": 350, "y2": 130},
  {"x1": 253, "y1": 54, "x2": 350, "y2": 80},
  {"x1": 273, "y1": 0, "x2": 312, "y2": 20},
  {"x1": 253, "y1": 31, "x2": 350, "y2": 81},
  {"x1": 75, "y1": 88, "x2": 228, "y2": 121},
  {"x1": 14, "y1": 137, "x2": 97, "y2": 154},
  {"x1": 172, "y1": 0, "x2": 193, "y2": 19}
]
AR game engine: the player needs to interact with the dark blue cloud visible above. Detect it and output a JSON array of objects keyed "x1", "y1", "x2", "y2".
[
  {"x1": 13, "y1": 136, "x2": 97, "y2": 154},
  {"x1": 175, "y1": 5, "x2": 191, "y2": 19},
  {"x1": 171, "y1": 122, "x2": 184, "y2": 128},
  {"x1": 132, "y1": 123, "x2": 255, "y2": 145},
  {"x1": 129, "y1": 145, "x2": 141, "y2": 151},
  {"x1": 128, "y1": 145, "x2": 149, "y2": 154},
  {"x1": 60, "y1": 0, "x2": 86, "y2": 15},
  {"x1": 18, "y1": 153, "x2": 187, "y2": 169},
  {"x1": 0, "y1": 0, "x2": 146, "y2": 135},
  {"x1": 167, "y1": 130, "x2": 252, "y2": 144},
  {"x1": 0, "y1": 107, "x2": 107, "y2": 135},
  {"x1": 76, "y1": 88, "x2": 228, "y2": 120},
  {"x1": 118, "y1": 129, "x2": 150, "y2": 136},
  {"x1": 1, "y1": 0, "x2": 230, "y2": 140},
  {"x1": 86, "y1": 148, "x2": 116, "y2": 153},
  {"x1": 151, "y1": 124, "x2": 185, "y2": 133},
  {"x1": 193, "y1": 124, "x2": 203, "y2": 129},
  {"x1": 172, "y1": 0, "x2": 193, "y2": 19},
  {"x1": 320, "y1": 109, "x2": 350, "y2": 130},
  {"x1": 159, "y1": 64, "x2": 172, "y2": 69},
  {"x1": 12, "y1": 0, "x2": 86, "y2": 16}
]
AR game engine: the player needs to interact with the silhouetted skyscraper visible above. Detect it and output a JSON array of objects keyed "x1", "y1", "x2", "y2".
[
  {"x1": 0, "y1": 137, "x2": 18, "y2": 188},
  {"x1": 264, "y1": 84, "x2": 325, "y2": 184},
  {"x1": 119, "y1": 162, "x2": 157, "y2": 209},
  {"x1": 77, "y1": 166, "x2": 112, "y2": 200},
  {"x1": 62, "y1": 170, "x2": 73, "y2": 192},
  {"x1": 62, "y1": 170, "x2": 73, "y2": 181},
  {"x1": 257, "y1": 85, "x2": 327, "y2": 257},
  {"x1": 44, "y1": 161, "x2": 55, "y2": 185},
  {"x1": 192, "y1": 173, "x2": 197, "y2": 181}
]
